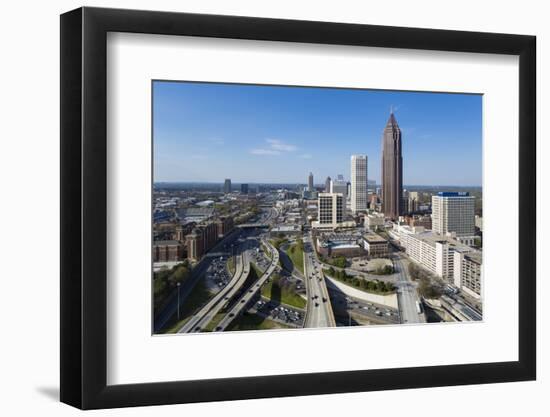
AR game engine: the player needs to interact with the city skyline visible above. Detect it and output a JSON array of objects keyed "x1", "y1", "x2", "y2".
[{"x1": 153, "y1": 81, "x2": 482, "y2": 186}]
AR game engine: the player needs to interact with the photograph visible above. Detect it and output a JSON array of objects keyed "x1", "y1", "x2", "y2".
[{"x1": 152, "y1": 81, "x2": 483, "y2": 334}]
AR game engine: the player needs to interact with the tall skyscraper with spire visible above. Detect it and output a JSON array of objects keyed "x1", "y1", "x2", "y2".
[{"x1": 381, "y1": 112, "x2": 403, "y2": 219}]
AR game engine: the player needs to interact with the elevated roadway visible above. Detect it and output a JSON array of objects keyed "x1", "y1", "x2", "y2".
[{"x1": 215, "y1": 240, "x2": 280, "y2": 331}]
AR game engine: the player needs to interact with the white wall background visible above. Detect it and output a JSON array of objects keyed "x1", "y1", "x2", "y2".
[{"x1": 0, "y1": 0, "x2": 545, "y2": 415}]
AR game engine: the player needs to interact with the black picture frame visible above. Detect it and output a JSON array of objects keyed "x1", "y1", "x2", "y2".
[{"x1": 60, "y1": 6, "x2": 536, "y2": 410}]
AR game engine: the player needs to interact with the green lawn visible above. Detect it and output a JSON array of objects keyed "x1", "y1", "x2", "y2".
[
  {"x1": 159, "y1": 280, "x2": 213, "y2": 333},
  {"x1": 324, "y1": 268, "x2": 395, "y2": 295},
  {"x1": 227, "y1": 312, "x2": 291, "y2": 331},
  {"x1": 262, "y1": 275, "x2": 306, "y2": 309},
  {"x1": 261, "y1": 243, "x2": 273, "y2": 259},
  {"x1": 202, "y1": 313, "x2": 226, "y2": 332},
  {"x1": 286, "y1": 243, "x2": 304, "y2": 273},
  {"x1": 163, "y1": 316, "x2": 192, "y2": 334}
]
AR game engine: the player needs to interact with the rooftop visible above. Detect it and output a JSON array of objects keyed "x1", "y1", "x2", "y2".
[
  {"x1": 435, "y1": 192, "x2": 471, "y2": 197},
  {"x1": 363, "y1": 233, "x2": 387, "y2": 243},
  {"x1": 153, "y1": 240, "x2": 181, "y2": 246}
]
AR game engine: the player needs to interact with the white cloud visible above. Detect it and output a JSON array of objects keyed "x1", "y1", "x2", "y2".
[
  {"x1": 250, "y1": 148, "x2": 281, "y2": 155},
  {"x1": 249, "y1": 138, "x2": 297, "y2": 156},
  {"x1": 266, "y1": 139, "x2": 297, "y2": 152},
  {"x1": 299, "y1": 153, "x2": 313, "y2": 159}
]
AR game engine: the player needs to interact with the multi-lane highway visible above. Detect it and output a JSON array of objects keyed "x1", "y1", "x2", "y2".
[
  {"x1": 153, "y1": 229, "x2": 243, "y2": 332},
  {"x1": 393, "y1": 256, "x2": 425, "y2": 324},
  {"x1": 215, "y1": 240, "x2": 280, "y2": 331},
  {"x1": 178, "y1": 253, "x2": 250, "y2": 333},
  {"x1": 303, "y1": 236, "x2": 336, "y2": 328}
]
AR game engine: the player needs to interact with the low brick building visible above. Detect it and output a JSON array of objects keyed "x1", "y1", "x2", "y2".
[{"x1": 153, "y1": 240, "x2": 184, "y2": 262}]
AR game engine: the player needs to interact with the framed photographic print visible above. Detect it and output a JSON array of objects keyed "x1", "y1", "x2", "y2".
[{"x1": 60, "y1": 6, "x2": 536, "y2": 410}]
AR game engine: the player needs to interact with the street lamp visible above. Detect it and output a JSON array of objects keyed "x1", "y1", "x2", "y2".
[{"x1": 176, "y1": 282, "x2": 181, "y2": 321}]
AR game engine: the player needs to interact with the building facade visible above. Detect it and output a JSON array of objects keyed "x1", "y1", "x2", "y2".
[
  {"x1": 330, "y1": 174, "x2": 348, "y2": 200},
  {"x1": 316, "y1": 232, "x2": 364, "y2": 258},
  {"x1": 381, "y1": 112, "x2": 403, "y2": 219},
  {"x1": 409, "y1": 214, "x2": 432, "y2": 230},
  {"x1": 185, "y1": 221, "x2": 219, "y2": 262},
  {"x1": 362, "y1": 233, "x2": 389, "y2": 258},
  {"x1": 318, "y1": 193, "x2": 343, "y2": 225},
  {"x1": 365, "y1": 212, "x2": 385, "y2": 231},
  {"x1": 408, "y1": 191, "x2": 422, "y2": 213},
  {"x1": 324, "y1": 176, "x2": 331, "y2": 192},
  {"x1": 393, "y1": 224, "x2": 481, "y2": 284},
  {"x1": 215, "y1": 216, "x2": 234, "y2": 239},
  {"x1": 223, "y1": 178, "x2": 232, "y2": 194},
  {"x1": 453, "y1": 249, "x2": 482, "y2": 299},
  {"x1": 153, "y1": 240, "x2": 184, "y2": 262},
  {"x1": 350, "y1": 154, "x2": 368, "y2": 213},
  {"x1": 240, "y1": 183, "x2": 248, "y2": 194},
  {"x1": 432, "y1": 192, "x2": 476, "y2": 245},
  {"x1": 308, "y1": 172, "x2": 314, "y2": 191}
]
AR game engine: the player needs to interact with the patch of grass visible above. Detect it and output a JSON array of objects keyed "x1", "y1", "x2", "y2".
[
  {"x1": 227, "y1": 256, "x2": 235, "y2": 275},
  {"x1": 270, "y1": 237, "x2": 288, "y2": 251},
  {"x1": 261, "y1": 243, "x2": 273, "y2": 259},
  {"x1": 163, "y1": 316, "x2": 192, "y2": 334},
  {"x1": 227, "y1": 312, "x2": 291, "y2": 331},
  {"x1": 159, "y1": 280, "x2": 213, "y2": 333},
  {"x1": 202, "y1": 313, "x2": 226, "y2": 332},
  {"x1": 324, "y1": 267, "x2": 395, "y2": 295},
  {"x1": 262, "y1": 274, "x2": 306, "y2": 309},
  {"x1": 286, "y1": 242, "x2": 304, "y2": 273}
]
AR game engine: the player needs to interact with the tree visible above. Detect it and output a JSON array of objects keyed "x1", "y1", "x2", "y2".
[
  {"x1": 170, "y1": 265, "x2": 190, "y2": 284},
  {"x1": 331, "y1": 256, "x2": 347, "y2": 268}
]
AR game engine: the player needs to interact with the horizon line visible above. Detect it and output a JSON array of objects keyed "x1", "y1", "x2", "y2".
[{"x1": 154, "y1": 181, "x2": 482, "y2": 188}]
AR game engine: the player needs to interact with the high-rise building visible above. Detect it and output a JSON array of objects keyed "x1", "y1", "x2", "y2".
[
  {"x1": 408, "y1": 191, "x2": 421, "y2": 213},
  {"x1": 308, "y1": 172, "x2": 314, "y2": 191},
  {"x1": 453, "y1": 249, "x2": 482, "y2": 299},
  {"x1": 240, "y1": 183, "x2": 249, "y2": 194},
  {"x1": 324, "y1": 176, "x2": 331, "y2": 192},
  {"x1": 394, "y1": 224, "x2": 480, "y2": 282},
  {"x1": 351, "y1": 155, "x2": 368, "y2": 213},
  {"x1": 432, "y1": 192, "x2": 476, "y2": 245},
  {"x1": 223, "y1": 178, "x2": 232, "y2": 194},
  {"x1": 317, "y1": 193, "x2": 344, "y2": 227},
  {"x1": 381, "y1": 112, "x2": 403, "y2": 219},
  {"x1": 330, "y1": 174, "x2": 348, "y2": 200},
  {"x1": 367, "y1": 179, "x2": 377, "y2": 193}
]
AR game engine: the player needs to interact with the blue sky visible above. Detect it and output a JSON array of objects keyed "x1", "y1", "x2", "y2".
[{"x1": 153, "y1": 81, "x2": 482, "y2": 186}]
